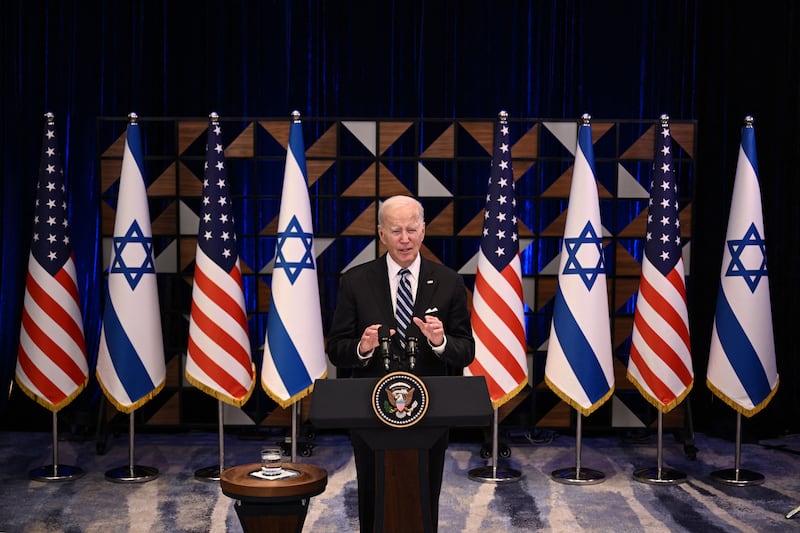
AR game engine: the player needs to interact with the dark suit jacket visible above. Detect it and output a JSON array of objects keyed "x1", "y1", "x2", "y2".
[{"x1": 326, "y1": 254, "x2": 475, "y2": 377}]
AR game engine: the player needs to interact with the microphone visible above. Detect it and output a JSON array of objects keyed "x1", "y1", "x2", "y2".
[
  {"x1": 405, "y1": 323, "x2": 420, "y2": 371},
  {"x1": 378, "y1": 325, "x2": 392, "y2": 371}
]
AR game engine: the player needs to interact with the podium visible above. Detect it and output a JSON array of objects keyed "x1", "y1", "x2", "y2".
[{"x1": 310, "y1": 375, "x2": 492, "y2": 532}]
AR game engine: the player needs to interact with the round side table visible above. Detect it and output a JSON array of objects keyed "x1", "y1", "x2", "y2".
[{"x1": 220, "y1": 463, "x2": 327, "y2": 533}]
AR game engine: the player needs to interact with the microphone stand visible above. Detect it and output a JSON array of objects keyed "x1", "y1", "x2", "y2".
[
  {"x1": 378, "y1": 325, "x2": 392, "y2": 372},
  {"x1": 404, "y1": 323, "x2": 422, "y2": 372},
  {"x1": 405, "y1": 334, "x2": 418, "y2": 371}
]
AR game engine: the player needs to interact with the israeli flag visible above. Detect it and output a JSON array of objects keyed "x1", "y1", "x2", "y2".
[
  {"x1": 96, "y1": 115, "x2": 165, "y2": 413},
  {"x1": 261, "y1": 113, "x2": 327, "y2": 408},
  {"x1": 544, "y1": 116, "x2": 614, "y2": 416},
  {"x1": 707, "y1": 117, "x2": 778, "y2": 416}
]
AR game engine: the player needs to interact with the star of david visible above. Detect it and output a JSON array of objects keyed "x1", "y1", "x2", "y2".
[
  {"x1": 562, "y1": 221, "x2": 605, "y2": 290},
  {"x1": 274, "y1": 215, "x2": 315, "y2": 284},
  {"x1": 725, "y1": 222, "x2": 768, "y2": 293},
  {"x1": 110, "y1": 220, "x2": 155, "y2": 290}
]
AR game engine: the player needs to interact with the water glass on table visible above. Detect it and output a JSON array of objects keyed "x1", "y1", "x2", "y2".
[{"x1": 260, "y1": 446, "x2": 283, "y2": 476}]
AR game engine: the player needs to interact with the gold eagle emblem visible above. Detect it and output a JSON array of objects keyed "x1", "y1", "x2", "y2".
[{"x1": 385, "y1": 386, "x2": 415, "y2": 413}]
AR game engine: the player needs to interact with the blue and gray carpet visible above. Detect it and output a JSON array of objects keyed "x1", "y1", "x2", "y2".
[{"x1": 1, "y1": 428, "x2": 799, "y2": 531}]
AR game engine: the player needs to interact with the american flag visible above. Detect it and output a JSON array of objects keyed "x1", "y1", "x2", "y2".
[
  {"x1": 707, "y1": 116, "x2": 778, "y2": 416},
  {"x1": 16, "y1": 113, "x2": 88, "y2": 411},
  {"x1": 261, "y1": 112, "x2": 327, "y2": 408},
  {"x1": 464, "y1": 112, "x2": 528, "y2": 408},
  {"x1": 627, "y1": 117, "x2": 693, "y2": 412},
  {"x1": 544, "y1": 115, "x2": 614, "y2": 416},
  {"x1": 185, "y1": 114, "x2": 255, "y2": 407}
]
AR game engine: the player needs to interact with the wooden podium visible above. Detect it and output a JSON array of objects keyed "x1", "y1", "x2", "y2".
[{"x1": 310, "y1": 375, "x2": 492, "y2": 532}]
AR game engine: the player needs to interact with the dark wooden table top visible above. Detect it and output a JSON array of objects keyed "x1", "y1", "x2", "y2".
[{"x1": 220, "y1": 463, "x2": 328, "y2": 502}]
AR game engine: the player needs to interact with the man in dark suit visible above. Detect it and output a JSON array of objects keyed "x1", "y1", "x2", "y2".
[{"x1": 326, "y1": 195, "x2": 475, "y2": 532}]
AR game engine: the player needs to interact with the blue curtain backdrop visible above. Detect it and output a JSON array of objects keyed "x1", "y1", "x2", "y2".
[{"x1": 2, "y1": 0, "x2": 798, "y2": 436}]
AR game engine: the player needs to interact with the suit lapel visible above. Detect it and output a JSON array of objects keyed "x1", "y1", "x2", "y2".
[
  {"x1": 371, "y1": 255, "x2": 395, "y2": 325},
  {"x1": 414, "y1": 259, "x2": 437, "y2": 316}
]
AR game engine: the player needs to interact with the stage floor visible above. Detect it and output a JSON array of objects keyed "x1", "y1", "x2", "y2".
[{"x1": 1, "y1": 429, "x2": 800, "y2": 531}]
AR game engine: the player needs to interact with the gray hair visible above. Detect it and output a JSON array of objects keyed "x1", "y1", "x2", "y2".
[{"x1": 377, "y1": 195, "x2": 425, "y2": 227}]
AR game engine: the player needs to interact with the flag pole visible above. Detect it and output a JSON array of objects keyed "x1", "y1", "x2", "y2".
[
  {"x1": 633, "y1": 411, "x2": 687, "y2": 485},
  {"x1": 261, "y1": 109, "x2": 325, "y2": 461},
  {"x1": 194, "y1": 400, "x2": 225, "y2": 480},
  {"x1": 628, "y1": 113, "x2": 692, "y2": 485},
  {"x1": 185, "y1": 111, "x2": 255, "y2": 479},
  {"x1": 30, "y1": 410, "x2": 84, "y2": 481},
  {"x1": 21, "y1": 112, "x2": 88, "y2": 482},
  {"x1": 551, "y1": 410, "x2": 605, "y2": 484},
  {"x1": 97, "y1": 112, "x2": 161, "y2": 483},
  {"x1": 710, "y1": 411, "x2": 764, "y2": 486},
  {"x1": 104, "y1": 412, "x2": 158, "y2": 482},
  {"x1": 291, "y1": 401, "x2": 299, "y2": 463},
  {"x1": 546, "y1": 113, "x2": 609, "y2": 486},
  {"x1": 707, "y1": 115, "x2": 772, "y2": 488},
  {"x1": 468, "y1": 407, "x2": 521, "y2": 483},
  {"x1": 219, "y1": 402, "x2": 225, "y2": 472},
  {"x1": 465, "y1": 109, "x2": 527, "y2": 484}
]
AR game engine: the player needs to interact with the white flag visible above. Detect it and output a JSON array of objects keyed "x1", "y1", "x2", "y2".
[
  {"x1": 96, "y1": 115, "x2": 165, "y2": 413},
  {"x1": 544, "y1": 116, "x2": 614, "y2": 416},
  {"x1": 261, "y1": 114, "x2": 327, "y2": 408},
  {"x1": 707, "y1": 116, "x2": 778, "y2": 416}
]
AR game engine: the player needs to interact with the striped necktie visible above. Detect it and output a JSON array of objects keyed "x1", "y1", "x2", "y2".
[{"x1": 395, "y1": 268, "x2": 413, "y2": 347}]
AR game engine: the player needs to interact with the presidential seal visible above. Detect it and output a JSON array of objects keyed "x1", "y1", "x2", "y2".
[{"x1": 372, "y1": 371, "x2": 429, "y2": 428}]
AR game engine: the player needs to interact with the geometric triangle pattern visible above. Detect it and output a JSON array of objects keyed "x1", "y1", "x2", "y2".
[
  {"x1": 343, "y1": 121, "x2": 377, "y2": 155},
  {"x1": 617, "y1": 163, "x2": 650, "y2": 199},
  {"x1": 418, "y1": 162, "x2": 453, "y2": 198},
  {"x1": 98, "y1": 117, "x2": 696, "y2": 431}
]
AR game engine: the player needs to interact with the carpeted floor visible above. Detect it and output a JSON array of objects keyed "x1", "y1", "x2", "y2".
[{"x1": 1, "y1": 427, "x2": 800, "y2": 532}]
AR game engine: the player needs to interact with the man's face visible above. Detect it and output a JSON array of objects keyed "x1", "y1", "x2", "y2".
[{"x1": 378, "y1": 202, "x2": 425, "y2": 268}]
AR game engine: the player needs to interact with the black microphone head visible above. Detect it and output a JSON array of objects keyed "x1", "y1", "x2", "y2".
[
  {"x1": 378, "y1": 325, "x2": 391, "y2": 340},
  {"x1": 405, "y1": 323, "x2": 420, "y2": 340}
]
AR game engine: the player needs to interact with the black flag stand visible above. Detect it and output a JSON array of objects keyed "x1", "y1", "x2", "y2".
[
  {"x1": 194, "y1": 400, "x2": 225, "y2": 481},
  {"x1": 30, "y1": 410, "x2": 84, "y2": 482},
  {"x1": 104, "y1": 412, "x2": 158, "y2": 483}
]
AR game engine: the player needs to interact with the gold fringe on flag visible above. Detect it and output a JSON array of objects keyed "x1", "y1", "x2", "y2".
[
  {"x1": 184, "y1": 363, "x2": 256, "y2": 409},
  {"x1": 706, "y1": 377, "x2": 779, "y2": 418},
  {"x1": 544, "y1": 374, "x2": 615, "y2": 417}
]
